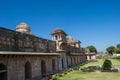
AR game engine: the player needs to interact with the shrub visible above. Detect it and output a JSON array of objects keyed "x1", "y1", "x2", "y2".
[
  {"x1": 64, "y1": 72, "x2": 67, "y2": 74},
  {"x1": 52, "y1": 77, "x2": 59, "y2": 80},
  {"x1": 58, "y1": 73, "x2": 63, "y2": 77},
  {"x1": 102, "y1": 59, "x2": 112, "y2": 70}
]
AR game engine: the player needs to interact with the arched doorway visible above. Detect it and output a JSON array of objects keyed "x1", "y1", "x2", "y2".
[
  {"x1": 41, "y1": 60, "x2": 46, "y2": 76},
  {"x1": 25, "y1": 62, "x2": 31, "y2": 80},
  {"x1": 52, "y1": 59, "x2": 56, "y2": 71},
  {"x1": 60, "y1": 43, "x2": 67, "y2": 50},
  {"x1": 0, "y1": 63, "x2": 7, "y2": 80}
]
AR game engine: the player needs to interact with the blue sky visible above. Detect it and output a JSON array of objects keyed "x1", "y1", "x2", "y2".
[{"x1": 0, "y1": 0, "x2": 120, "y2": 52}]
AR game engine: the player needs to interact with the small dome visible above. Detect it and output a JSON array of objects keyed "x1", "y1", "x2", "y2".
[
  {"x1": 51, "y1": 28, "x2": 67, "y2": 35},
  {"x1": 67, "y1": 36, "x2": 80, "y2": 43},
  {"x1": 16, "y1": 22, "x2": 30, "y2": 32},
  {"x1": 16, "y1": 22, "x2": 34, "y2": 36}
]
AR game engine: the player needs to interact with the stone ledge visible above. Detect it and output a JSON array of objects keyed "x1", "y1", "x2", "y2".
[{"x1": 0, "y1": 51, "x2": 59, "y2": 55}]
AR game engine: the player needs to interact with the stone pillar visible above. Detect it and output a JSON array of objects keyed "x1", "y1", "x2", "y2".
[
  {"x1": 60, "y1": 35, "x2": 62, "y2": 40},
  {"x1": 59, "y1": 35, "x2": 60, "y2": 40}
]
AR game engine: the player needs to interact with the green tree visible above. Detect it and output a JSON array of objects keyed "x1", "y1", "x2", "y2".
[
  {"x1": 86, "y1": 45, "x2": 97, "y2": 53},
  {"x1": 117, "y1": 44, "x2": 120, "y2": 48},
  {"x1": 115, "y1": 44, "x2": 120, "y2": 54},
  {"x1": 115, "y1": 48, "x2": 120, "y2": 53},
  {"x1": 102, "y1": 59, "x2": 112, "y2": 70},
  {"x1": 106, "y1": 46, "x2": 115, "y2": 55}
]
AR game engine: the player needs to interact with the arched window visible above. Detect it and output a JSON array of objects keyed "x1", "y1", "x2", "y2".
[
  {"x1": 25, "y1": 62, "x2": 31, "y2": 80},
  {"x1": 0, "y1": 63, "x2": 7, "y2": 80},
  {"x1": 60, "y1": 43, "x2": 67, "y2": 50}
]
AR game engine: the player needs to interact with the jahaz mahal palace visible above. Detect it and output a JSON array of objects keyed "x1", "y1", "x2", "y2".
[{"x1": 0, "y1": 22, "x2": 96, "y2": 80}]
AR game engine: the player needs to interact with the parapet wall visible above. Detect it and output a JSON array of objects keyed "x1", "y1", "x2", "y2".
[{"x1": 0, "y1": 27, "x2": 56, "y2": 52}]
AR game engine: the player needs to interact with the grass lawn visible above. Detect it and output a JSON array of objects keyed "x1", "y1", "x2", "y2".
[
  {"x1": 81, "y1": 59, "x2": 120, "y2": 67},
  {"x1": 57, "y1": 70, "x2": 120, "y2": 80},
  {"x1": 56, "y1": 58, "x2": 120, "y2": 80}
]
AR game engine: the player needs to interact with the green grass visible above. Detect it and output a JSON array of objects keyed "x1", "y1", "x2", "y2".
[
  {"x1": 113, "y1": 56, "x2": 120, "y2": 61},
  {"x1": 55, "y1": 58, "x2": 120, "y2": 80},
  {"x1": 57, "y1": 70, "x2": 120, "y2": 80},
  {"x1": 81, "y1": 59, "x2": 120, "y2": 67}
]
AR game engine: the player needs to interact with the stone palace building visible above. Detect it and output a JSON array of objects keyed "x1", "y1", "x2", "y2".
[{"x1": 0, "y1": 22, "x2": 96, "y2": 80}]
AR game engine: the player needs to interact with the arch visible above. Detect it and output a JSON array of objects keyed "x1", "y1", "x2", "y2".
[
  {"x1": 25, "y1": 61, "x2": 32, "y2": 80},
  {"x1": 55, "y1": 35, "x2": 58, "y2": 40},
  {"x1": 0, "y1": 63, "x2": 7, "y2": 80},
  {"x1": 41, "y1": 60, "x2": 46, "y2": 75},
  {"x1": 60, "y1": 42, "x2": 67, "y2": 50},
  {"x1": 52, "y1": 59, "x2": 56, "y2": 71}
]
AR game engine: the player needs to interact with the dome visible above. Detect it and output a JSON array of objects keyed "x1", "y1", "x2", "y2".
[
  {"x1": 67, "y1": 36, "x2": 80, "y2": 43},
  {"x1": 51, "y1": 28, "x2": 67, "y2": 35},
  {"x1": 16, "y1": 22, "x2": 30, "y2": 32},
  {"x1": 16, "y1": 22, "x2": 34, "y2": 36}
]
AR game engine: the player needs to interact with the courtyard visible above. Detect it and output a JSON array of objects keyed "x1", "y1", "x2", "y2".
[{"x1": 53, "y1": 57, "x2": 120, "y2": 80}]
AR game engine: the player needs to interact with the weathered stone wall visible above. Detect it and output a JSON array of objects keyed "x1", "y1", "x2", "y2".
[
  {"x1": 66, "y1": 55, "x2": 87, "y2": 67},
  {"x1": 0, "y1": 27, "x2": 95, "y2": 80},
  {"x1": 0, "y1": 54, "x2": 58, "y2": 80},
  {"x1": 0, "y1": 27, "x2": 56, "y2": 52}
]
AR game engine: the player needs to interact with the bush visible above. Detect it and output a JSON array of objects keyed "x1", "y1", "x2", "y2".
[
  {"x1": 58, "y1": 73, "x2": 63, "y2": 77},
  {"x1": 102, "y1": 59, "x2": 112, "y2": 70},
  {"x1": 52, "y1": 77, "x2": 59, "y2": 80},
  {"x1": 64, "y1": 72, "x2": 67, "y2": 74}
]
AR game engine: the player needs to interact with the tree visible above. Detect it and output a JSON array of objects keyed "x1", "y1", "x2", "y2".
[
  {"x1": 115, "y1": 48, "x2": 120, "y2": 53},
  {"x1": 106, "y1": 46, "x2": 115, "y2": 55},
  {"x1": 115, "y1": 44, "x2": 120, "y2": 54},
  {"x1": 86, "y1": 45, "x2": 97, "y2": 53},
  {"x1": 102, "y1": 59, "x2": 112, "y2": 70},
  {"x1": 117, "y1": 44, "x2": 120, "y2": 48}
]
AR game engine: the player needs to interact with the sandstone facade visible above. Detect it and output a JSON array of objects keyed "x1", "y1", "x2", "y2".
[{"x1": 0, "y1": 23, "x2": 96, "y2": 80}]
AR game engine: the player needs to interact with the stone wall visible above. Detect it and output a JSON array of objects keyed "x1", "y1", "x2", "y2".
[
  {"x1": 0, "y1": 27, "x2": 94, "y2": 80},
  {"x1": 0, "y1": 27, "x2": 56, "y2": 52},
  {"x1": 66, "y1": 54, "x2": 87, "y2": 67},
  {"x1": 0, "y1": 54, "x2": 58, "y2": 80}
]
